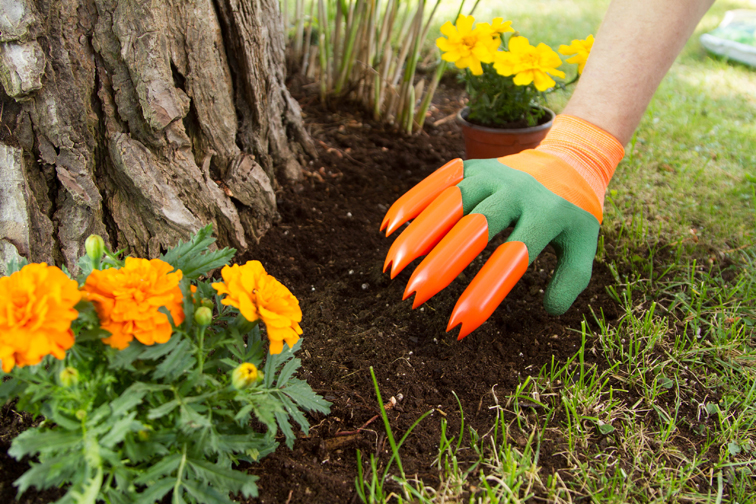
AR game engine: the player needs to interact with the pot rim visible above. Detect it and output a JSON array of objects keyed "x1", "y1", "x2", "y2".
[{"x1": 456, "y1": 106, "x2": 555, "y2": 134}]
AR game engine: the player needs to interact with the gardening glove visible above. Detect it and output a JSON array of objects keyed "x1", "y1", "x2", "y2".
[{"x1": 380, "y1": 115, "x2": 624, "y2": 339}]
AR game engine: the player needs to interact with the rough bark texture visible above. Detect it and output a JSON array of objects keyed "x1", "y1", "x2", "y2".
[{"x1": 0, "y1": 0, "x2": 312, "y2": 273}]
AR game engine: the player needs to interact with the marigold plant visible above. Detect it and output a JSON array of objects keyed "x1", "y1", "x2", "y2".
[
  {"x1": 436, "y1": 14, "x2": 593, "y2": 127},
  {"x1": 0, "y1": 226, "x2": 329, "y2": 502}
]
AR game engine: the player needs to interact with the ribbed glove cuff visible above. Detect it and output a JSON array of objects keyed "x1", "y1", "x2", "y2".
[{"x1": 536, "y1": 115, "x2": 625, "y2": 206}]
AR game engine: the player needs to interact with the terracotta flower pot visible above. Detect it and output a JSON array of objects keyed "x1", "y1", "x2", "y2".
[{"x1": 456, "y1": 107, "x2": 555, "y2": 159}]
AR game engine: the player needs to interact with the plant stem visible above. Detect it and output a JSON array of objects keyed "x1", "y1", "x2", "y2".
[
  {"x1": 173, "y1": 443, "x2": 188, "y2": 502},
  {"x1": 197, "y1": 326, "x2": 206, "y2": 375}
]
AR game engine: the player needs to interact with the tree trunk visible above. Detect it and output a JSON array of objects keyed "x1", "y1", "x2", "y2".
[{"x1": 0, "y1": 0, "x2": 312, "y2": 273}]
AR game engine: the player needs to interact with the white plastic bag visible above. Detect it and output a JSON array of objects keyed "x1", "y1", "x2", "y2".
[{"x1": 700, "y1": 10, "x2": 756, "y2": 67}]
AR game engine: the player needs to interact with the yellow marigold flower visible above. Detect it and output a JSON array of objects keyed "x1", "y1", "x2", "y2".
[
  {"x1": 0, "y1": 264, "x2": 80, "y2": 373},
  {"x1": 435, "y1": 15, "x2": 500, "y2": 76},
  {"x1": 232, "y1": 362, "x2": 262, "y2": 390},
  {"x1": 212, "y1": 261, "x2": 302, "y2": 354},
  {"x1": 559, "y1": 34, "x2": 594, "y2": 74},
  {"x1": 493, "y1": 36, "x2": 565, "y2": 91},
  {"x1": 477, "y1": 17, "x2": 514, "y2": 36},
  {"x1": 82, "y1": 258, "x2": 184, "y2": 350}
]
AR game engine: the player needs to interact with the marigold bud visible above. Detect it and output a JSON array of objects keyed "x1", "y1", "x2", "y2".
[
  {"x1": 232, "y1": 362, "x2": 262, "y2": 390},
  {"x1": 201, "y1": 298, "x2": 214, "y2": 309},
  {"x1": 137, "y1": 429, "x2": 150, "y2": 441},
  {"x1": 75, "y1": 409, "x2": 87, "y2": 420},
  {"x1": 59, "y1": 367, "x2": 80, "y2": 387},
  {"x1": 194, "y1": 306, "x2": 213, "y2": 326},
  {"x1": 85, "y1": 235, "x2": 105, "y2": 261}
]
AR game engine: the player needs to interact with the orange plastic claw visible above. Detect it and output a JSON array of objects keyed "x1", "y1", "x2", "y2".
[
  {"x1": 403, "y1": 213, "x2": 489, "y2": 309},
  {"x1": 447, "y1": 241, "x2": 529, "y2": 340},
  {"x1": 384, "y1": 186, "x2": 464, "y2": 279},
  {"x1": 380, "y1": 158, "x2": 465, "y2": 236}
]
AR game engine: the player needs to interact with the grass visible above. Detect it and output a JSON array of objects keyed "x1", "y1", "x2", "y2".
[{"x1": 351, "y1": 0, "x2": 756, "y2": 502}]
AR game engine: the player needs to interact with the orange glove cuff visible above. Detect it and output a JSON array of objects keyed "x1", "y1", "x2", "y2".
[{"x1": 535, "y1": 115, "x2": 625, "y2": 207}]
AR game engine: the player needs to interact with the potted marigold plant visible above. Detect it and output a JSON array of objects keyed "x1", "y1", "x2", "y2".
[
  {"x1": 0, "y1": 226, "x2": 329, "y2": 502},
  {"x1": 436, "y1": 14, "x2": 594, "y2": 158}
]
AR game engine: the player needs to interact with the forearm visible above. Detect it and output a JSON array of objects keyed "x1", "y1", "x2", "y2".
[{"x1": 563, "y1": 0, "x2": 716, "y2": 145}]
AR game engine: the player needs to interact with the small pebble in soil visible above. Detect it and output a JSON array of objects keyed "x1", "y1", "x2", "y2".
[
  {"x1": 361, "y1": 283, "x2": 369, "y2": 290},
  {"x1": 346, "y1": 212, "x2": 352, "y2": 218},
  {"x1": 348, "y1": 270, "x2": 354, "y2": 274}
]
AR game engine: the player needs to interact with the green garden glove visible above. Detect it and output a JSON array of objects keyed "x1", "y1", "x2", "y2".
[{"x1": 381, "y1": 115, "x2": 625, "y2": 338}]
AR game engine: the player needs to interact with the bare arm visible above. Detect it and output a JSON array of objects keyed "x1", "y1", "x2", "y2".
[{"x1": 563, "y1": 0, "x2": 716, "y2": 145}]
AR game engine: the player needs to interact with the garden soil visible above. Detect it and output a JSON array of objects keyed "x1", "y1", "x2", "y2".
[{"x1": 0, "y1": 82, "x2": 621, "y2": 504}]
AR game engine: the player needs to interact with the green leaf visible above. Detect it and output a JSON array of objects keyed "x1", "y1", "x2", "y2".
[
  {"x1": 5, "y1": 254, "x2": 28, "y2": 275},
  {"x1": 100, "y1": 412, "x2": 142, "y2": 448},
  {"x1": 153, "y1": 339, "x2": 196, "y2": 381},
  {"x1": 110, "y1": 385, "x2": 151, "y2": 417},
  {"x1": 179, "y1": 404, "x2": 212, "y2": 431},
  {"x1": 276, "y1": 358, "x2": 301, "y2": 388},
  {"x1": 8, "y1": 429, "x2": 82, "y2": 459},
  {"x1": 134, "y1": 454, "x2": 183, "y2": 485},
  {"x1": 728, "y1": 442, "x2": 743, "y2": 456},
  {"x1": 598, "y1": 423, "x2": 615, "y2": 435},
  {"x1": 140, "y1": 335, "x2": 182, "y2": 361},
  {"x1": 13, "y1": 454, "x2": 77, "y2": 494},
  {"x1": 124, "y1": 436, "x2": 170, "y2": 463},
  {"x1": 159, "y1": 225, "x2": 235, "y2": 280},
  {"x1": 110, "y1": 341, "x2": 148, "y2": 370},
  {"x1": 0, "y1": 377, "x2": 25, "y2": 404},
  {"x1": 279, "y1": 394, "x2": 311, "y2": 434},
  {"x1": 135, "y1": 477, "x2": 175, "y2": 504},
  {"x1": 657, "y1": 375, "x2": 675, "y2": 389},
  {"x1": 274, "y1": 411, "x2": 297, "y2": 449},
  {"x1": 105, "y1": 488, "x2": 133, "y2": 504},
  {"x1": 182, "y1": 479, "x2": 235, "y2": 504},
  {"x1": 186, "y1": 458, "x2": 258, "y2": 497},
  {"x1": 148, "y1": 399, "x2": 180, "y2": 420},
  {"x1": 281, "y1": 379, "x2": 331, "y2": 414}
]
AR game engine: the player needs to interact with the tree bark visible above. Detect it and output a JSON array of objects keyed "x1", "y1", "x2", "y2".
[{"x1": 0, "y1": 0, "x2": 312, "y2": 273}]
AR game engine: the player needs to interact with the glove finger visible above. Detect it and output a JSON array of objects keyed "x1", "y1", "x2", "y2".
[
  {"x1": 384, "y1": 186, "x2": 464, "y2": 278},
  {"x1": 381, "y1": 158, "x2": 464, "y2": 236},
  {"x1": 447, "y1": 241, "x2": 529, "y2": 340},
  {"x1": 403, "y1": 214, "x2": 488, "y2": 308},
  {"x1": 542, "y1": 226, "x2": 599, "y2": 315}
]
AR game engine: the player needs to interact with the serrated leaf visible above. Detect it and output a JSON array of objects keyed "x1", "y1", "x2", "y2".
[
  {"x1": 274, "y1": 411, "x2": 297, "y2": 449},
  {"x1": 100, "y1": 413, "x2": 142, "y2": 448},
  {"x1": 105, "y1": 488, "x2": 133, "y2": 504},
  {"x1": 186, "y1": 458, "x2": 258, "y2": 497},
  {"x1": 279, "y1": 394, "x2": 311, "y2": 434},
  {"x1": 182, "y1": 479, "x2": 235, "y2": 504},
  {"x1": 153, "y1": 339, "x2": 196, "y2": 381},
  {"x1": 125, "y1": 436, "x2": 170, "y2": 463},
  {"x1": 135, "y1": 477, "x2": 175, "y2": 504},
  {"x1": 148, "y1": 399, "x2": 180, "y2": 420},
  {"x1": 110, "y1": 385, "x2": 150, "y2": 417},
  {"x1": 134, "y1": 454, "x2": 183, "y2": 485},
  {"x1": 13, "y1": 454, "x2": 76, "y2": 495},
  {"x1": 0, "y1": 377, "x2": 25, "y2": 404},
  {"x1": 728, "y1": 442, "x2": 742, "y2": 456},
  {"x1": 598, "y1": 423, "x2": 615, "y2": 435},
  {"x1": 160, "y1": 225, "x2": 235, "y2": 280},
  {"x1": 234, "y1": 403, "x2": 255, "y2": 425},
  {"x1": 179, "y1": 404, "x2": 212, "y2": 431},
  {"x1": 8, "y1": 429, "x2": 82, "y2": 459},
  {"x1": 140, "y1": 335, "x2": 183, "y2": 361},
  {"x1": 276, "y1": 358, "x2": 301, "y2": 388},
  {"x1": 281, "y1": 379, "x2": 331, "y2": 414},
  {"x1": 110, "y1": 341, "x2": 147, "y2": 370}
]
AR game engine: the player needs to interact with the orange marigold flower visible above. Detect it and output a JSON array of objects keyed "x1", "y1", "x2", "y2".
[
  {"x1": 212, "y1": 261, "x2": 302, "y2": 354},
  {"x1": 82, "y1": 258, "x2": 184, "y2": 350},
  {"x1": 0, "y1": 263, "x2": 81, "y2": 373}
]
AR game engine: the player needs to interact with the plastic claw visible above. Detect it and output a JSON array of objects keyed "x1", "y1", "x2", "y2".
[
  {"x1": 447, "y1": 241, "x2": 529, "y2": 340},
  {"x1": 380, "y1": 158, "x2": 464, "y2": 236},
  {"x1": 403, "y1": 213, "x2": 489, "y2": 309},
  {"x1": 383, "y1": 186, "x2": 464, "y2": 278}
]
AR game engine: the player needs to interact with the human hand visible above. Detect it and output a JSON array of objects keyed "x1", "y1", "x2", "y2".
[{"x1": 380, "y1": 115, "x2": 624, "y2": 339}]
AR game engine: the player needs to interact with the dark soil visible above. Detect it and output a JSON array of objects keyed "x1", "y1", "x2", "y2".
[{"x1": 1, "y1": 83, "x2": 622, "y2": 503}]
